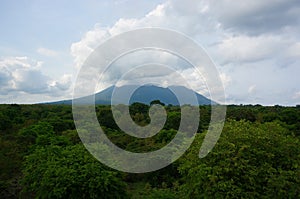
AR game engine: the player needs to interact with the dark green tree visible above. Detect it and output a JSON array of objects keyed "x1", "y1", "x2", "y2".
[{"x1": 150, "y1": 100, "x2": 165, "y2": 106}]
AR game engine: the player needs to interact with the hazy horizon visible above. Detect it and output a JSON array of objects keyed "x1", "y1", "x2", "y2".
[{"x1": 1, "y1": 83, "x2": 298, "y2": 107}]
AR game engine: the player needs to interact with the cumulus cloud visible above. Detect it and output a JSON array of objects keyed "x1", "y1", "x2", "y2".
[
  {"x1": 70, "y1": 0, "x2": 223, "y2": 101},
  {"x1": 0, "y1": 57, "x2": 71, "y2": 98},
  {"x1": 70, "y1": 0, "x2": 219, "y2": 69},
  {"x1": 215, "y1": 35, "x2": 285, "y2": 64},
  {"x1": 70, "y1": 0, "x2": 300, "y2": 66},
  {"x1": 70, "y1": 0, "x2": 299, "y2": 105},
  {"x1": 209, "y1": 0, "x2": 300, "y2": 35},
  {"x1": 1, "y1": 0, "x2": 296, "y2": 104}
]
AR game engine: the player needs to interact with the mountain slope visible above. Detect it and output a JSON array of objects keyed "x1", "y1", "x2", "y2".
[{"x1": 48, "y1": 85, "x2": 214, "y2": 105}]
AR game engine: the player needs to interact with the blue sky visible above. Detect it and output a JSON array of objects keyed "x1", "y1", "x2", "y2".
[
  {"x1": 0, "y1": 0, "x2": 163, "y2": 76},
  {"x1": 0, "y1": 0, "x2": 300, "y2": 105}
]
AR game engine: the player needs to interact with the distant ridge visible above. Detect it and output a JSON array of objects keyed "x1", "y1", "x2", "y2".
[{"x1": 47, "y1": 85, "x2": 215, "y2": 105}]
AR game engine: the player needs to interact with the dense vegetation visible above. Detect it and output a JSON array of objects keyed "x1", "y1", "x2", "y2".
[{"x1": 0, "y1": 103, "x2": 299, "y2": 198}]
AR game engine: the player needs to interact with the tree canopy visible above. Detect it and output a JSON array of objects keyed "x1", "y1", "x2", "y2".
[{"x1": 0, "y1": 104, "x2": 299, "y2": 198}]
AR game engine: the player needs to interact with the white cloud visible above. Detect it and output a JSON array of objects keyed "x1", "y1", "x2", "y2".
[
  {"x1": 0, "y1": 0, "x2": 297, "y2": 105},
  {"x1": 70, "y1": 0, "x2": 219, "y2": 69},
  {"x1": 216, "y1": 35, "x2": 285, "y2": 64},
  {"x1": 0, "y1": 56, "x2": 42, "y2": 69},
  {"x1": 71, "y1": 26, "x2": 110, "y2": 69},
  {"x1": 219, "y1": 72, "x2": 231, "y2": 88},
  {"x1": 69, "y1": 0, "x2": 300, "y2": 105},
  {"x1": 0, "y1": 57, "x2": 72, "y2": 99}
]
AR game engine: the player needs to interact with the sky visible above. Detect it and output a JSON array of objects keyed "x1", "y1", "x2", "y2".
[{"x1": 0, "y1": 0, "x2": 299, "y2": 105}]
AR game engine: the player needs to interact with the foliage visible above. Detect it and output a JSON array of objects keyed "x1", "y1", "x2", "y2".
[
  {"x1": 128, "y1": 182, "x2": 179, "y2": 199},
  {"x1": 21, "y1": 143, "x2": 128, "y2": 199},
  {"x1": 0, "y1": 104, "x2": 300, "y2": 198},
  {"x1": 179, "y1": 120, "x2": 300, "y2": 198}
]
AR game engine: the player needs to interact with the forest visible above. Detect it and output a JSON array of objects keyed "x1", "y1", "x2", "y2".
[{"x1": 0, "y1": 103, "x2": 299, "y2": 198}]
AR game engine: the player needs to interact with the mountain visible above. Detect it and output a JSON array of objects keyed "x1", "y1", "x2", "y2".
[{"x1": 48, "y1": 85, "x2": 215, "y2": 105}]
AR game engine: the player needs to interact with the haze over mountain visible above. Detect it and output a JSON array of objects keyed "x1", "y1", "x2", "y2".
[{"x1": 48, "y1": 85, "x2": 214, "y2": 105}]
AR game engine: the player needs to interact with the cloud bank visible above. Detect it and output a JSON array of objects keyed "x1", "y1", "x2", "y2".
[
  {"x1": 1, "y1": 0, "x2": 299, "y2": 105},
  {"x1": 70, "y1": 0, "x2": 300, "y2": 105},
  {"x1": 0, "y1": 56, "x2": 72, "y2": 103}
]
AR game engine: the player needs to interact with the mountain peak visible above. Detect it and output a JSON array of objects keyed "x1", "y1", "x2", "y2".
[{"x1": 49, "y1": 84, "x2": 214, "y2": 105}]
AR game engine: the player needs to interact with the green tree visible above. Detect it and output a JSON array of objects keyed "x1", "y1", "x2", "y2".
[
  {"x1": 179, "y1": 120, "x2": 300, "y2": 198},
  {"x1": 150, "y1": 100, "x2": 165, "y2": 106},
  {"x1": 18, "y1": 122, "x2": 54, "y2": 146},
  {"x1": 21, "y1": 144, "x2": 128, "y2": 199},
  {"x1": 0, "y1": 112, "x2": 11, "y2": 132}
]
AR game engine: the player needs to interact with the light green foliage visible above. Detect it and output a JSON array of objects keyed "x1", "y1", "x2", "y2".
[
  {"x1": 21, "y1": 144, "x2": 128, "y2": 199},
  {"x1": 179, "y1": 120, "x2": 300, "y2": 198}
]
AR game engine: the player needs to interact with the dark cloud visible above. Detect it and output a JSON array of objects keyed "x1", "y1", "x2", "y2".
[
  {"x1": 13, "y1": 69, "x2": 50, "y2": 94},
  {"x1": 211, "y1": 0, "x2": 300, "y2": 35},
  {"x1": 0, "y1": 57, "x2": 71, "y2": 98}
]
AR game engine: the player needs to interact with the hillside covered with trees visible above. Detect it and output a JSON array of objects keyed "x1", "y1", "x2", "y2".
[{"x1": 0, "y1": 104, "x2": 299, "y2": 198}]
